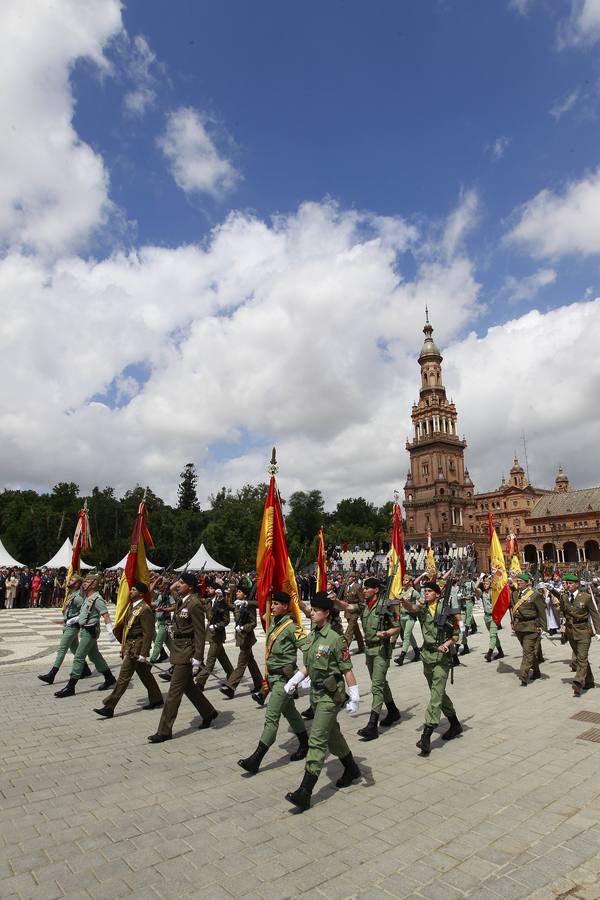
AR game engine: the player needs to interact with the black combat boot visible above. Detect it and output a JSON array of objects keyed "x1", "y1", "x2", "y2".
[
  {"x1": 289, "y1": 731, "x2": 309, "y2": 761},
  {"x1": 158, "y1": 648, "x2": 169, "y2": 663},
  {"x1": 416, "y1": 724, "x2": 434, "y2": 756},
  {"x1": 441, "y1": 714, "x2": 463, "y2": 741},
  {"x1": 484, "y1": 649, "x2": 493, "y2": 663},
  {"x1": 412, "y1": 646, "x2": 420, "y2": 662},
  {"x1": 494, "y1": 647, "x2": 504, "y2": 659},
  {"x1": 55, "y1": 678, "x2": 78, "y2": 698},
  {"x1": 93, "y1": 706, "x2": 113, "y2": 718},
  {"x1": 357, "y1": 711, "x2": 379, "y2": 741},
  {"x1": 380, "y1": 700, "x2": 401, "y2": 727},
  {"x1": 38, "y1": 666, "x2": 58, "y2": 684},
  {"x1": 573, "y1": 681, "x2": 582, "y2": 697},
  {"x1": 394, "y1": 651, "x2": 406, "y2": 666},
  {"x1": 335, "y1": 753, "x2": 361, "y2": 788},
  {"x1": 251, "y1": 689, "x2": 265, "y2": 706},
  {"x1": 301, "y1": 705, "x2": 314, "y2": 720},
  {"x1": 97, "y1": 669, "x2": 116, "y2": 691},
  {"x1": 470, "y1": 621, "x2": 478, "y2": 635},
  {"x1": 459, "y1": 643, "x2": 470, "y2": 656},
  {"x1": 220, "y1": 685, "x2": 235, "y2": 699},
  {"x1": 237, "y1": 742, "x2": 268, "y2": 774},
  {"x1": 285, "y1": 770, "x2": 318, "y2": 812},
  {"x1": 81, "y1": 662, "x2": 93, "y2": 678}
]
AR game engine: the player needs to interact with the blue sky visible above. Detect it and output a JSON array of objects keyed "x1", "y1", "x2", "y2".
[{"x1": 1, "y1": 0, "x2": 600, "y2": 506}]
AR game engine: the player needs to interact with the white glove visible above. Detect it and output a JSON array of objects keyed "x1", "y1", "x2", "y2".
[
  {"x1": 345, "y1": 684, "x2": 360, "y2": 715},
  {"x1": 284, "y1": 670, "x2": 305, "y2": 696},
  {"x1": 595, "y1": 634, "x2": 600, "y2": 641},
  {"x1": 191, "y1": 658, "x2": 202, "y2": 676},
  {"x1": 458, "y1": 621, "x2": 466, "y2": 634},
  {"x1": 105, "y1": 623, "x2": 117, "y2": 643},
  {"x1": 137, "y1": 656, "x2": 148, "y2": 663},
  {"x1": 66, "y1": 616, "x2": 79, "y2": 626},
  {"x1": 235, "y1": 625, "x2": 242, "y2": 632},
  {"x1": 209, "y1": 624, "x2": 215, "y2": 632},
  {"x1": 234, "y1": 599, "x2": 247, "y2": 608}
]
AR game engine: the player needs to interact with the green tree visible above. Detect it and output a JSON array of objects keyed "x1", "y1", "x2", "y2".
[{"x1": 177, "y1": 463, "x2": 200, "y2": 511}]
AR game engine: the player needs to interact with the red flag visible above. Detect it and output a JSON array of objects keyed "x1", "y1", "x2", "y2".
[
  {"x1": 316, "y1": 527, "x2": 327, "y2": 592},
  {"x1": 113, "y1": 500, "x2": 154, "y2": 641}
]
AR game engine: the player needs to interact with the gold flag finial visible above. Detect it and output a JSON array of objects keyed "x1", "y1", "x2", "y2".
[{"x1": 268, "y1": 447, "x2": 279, "y2": 476}]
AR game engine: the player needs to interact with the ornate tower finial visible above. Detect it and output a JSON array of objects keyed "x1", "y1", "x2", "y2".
[
  {"x1": 425, "y1": 304, "x2": 429, "y2": 324},
  {"x1": 267, "y1": 447, "x2": 279, "y2": 476}
]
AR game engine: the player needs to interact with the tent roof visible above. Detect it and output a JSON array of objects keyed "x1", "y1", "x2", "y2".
[
  {"x1": 176, "y1": 543, "x2": 229, "y2": 572},
  {"x1": 0, "y1": 536, "x2": 26, "y2": 568},
  {"x1": 41, "y1": 538, "x2": 94, "y2": 570},
  {"x1": 106, "y1": 554, "x2": 163, "y2": 571}
]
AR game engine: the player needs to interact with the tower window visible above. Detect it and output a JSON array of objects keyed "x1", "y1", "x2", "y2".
[{"x1": 421, "y1": 463, "x2": 429, "y2": 477}]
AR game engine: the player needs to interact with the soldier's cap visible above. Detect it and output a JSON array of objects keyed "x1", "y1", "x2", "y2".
[
  {"x1": 69, "y1": 573, "x2": 83, "y2": 583},
  {"x1": 272, "y1": 591, "x2": 291, "y2": 605},
  {"x1": 311, "y1": 591, "x2": 334, "y2": 611},
  {"x1": 132, "y1": 580, "x2": 148, "y2": 593},
  {"x1": 204, "y1": 576, "x2": 217, "y2": 589},
  {"x1": 422, "y1": 581, "x2": 442, "y2": 594},
  {"x1": 180, "y1": 572, "x2": 198, "y2": 589},
  {"x1": 517, "y1": 572, "x2": 531, "y2": 582},
  {"x1": 83, "y1": 572, "x2": 100, "y2": 582},
  {"x1": 363, "y1": 577, "x2": 382, "y2": 589},
  {"x1": 236, "y1": 582, "x2": 251, "y2": 596},
  {"x1": 563, "y1": 573, "x2": 580, "y2": 583}
]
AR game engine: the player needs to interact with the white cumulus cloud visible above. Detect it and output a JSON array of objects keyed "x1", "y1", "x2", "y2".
[{"x1": 158, "y1": 107, "x2": 240, "y2": 198}]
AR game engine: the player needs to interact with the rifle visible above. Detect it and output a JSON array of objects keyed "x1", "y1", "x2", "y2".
[{"x1": 433, "y1": 563, "x2": 462, "y2": 683}]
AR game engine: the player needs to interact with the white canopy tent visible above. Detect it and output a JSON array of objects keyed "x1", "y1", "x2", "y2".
[
  {"x1": 0, "y1": 536, "x2": 26, "y2": 568},
  {"x1": 41, "y1": 538, "x2": 94, "y2": 570},
  {"x1": 176, "y1": 543, "x2": 229, "y2": 572},
  {"x1": 107, "y1": 554, "x2": 163, "y2": 571}
]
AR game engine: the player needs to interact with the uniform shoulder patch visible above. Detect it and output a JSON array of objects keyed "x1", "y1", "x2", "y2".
[
  {"x1": 341, "y1": 644, "x2": 351, "y2": 662},
  {"x1": 294, "y1": 627, "x2": 307, "y2": 640}
]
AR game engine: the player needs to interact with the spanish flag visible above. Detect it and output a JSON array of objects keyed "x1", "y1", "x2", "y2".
[
  {"x1": 316, "y1": 527, "x2": 327, "y2": 592},
  {"x1": 426, "y1": 528, "x2": 436, "y2": 574},
  {"x1": 509, "y1": 553, "x2": 522, "y2": 577},
  {"x1": 64, "y1": 501, "x2": 91, "y2": 610},
  {"x1": 256, "y1": 451, "x2": 301, "y2": 631},
  {"x1": 389, "y1": 501, "x2": 406, "y2": 597},
  {"x1": 113, "y1": 500, "x2": 154, "y2": 641},
  {"x1": 489, "y1": 513, "x2": 510, "y2": 625}
]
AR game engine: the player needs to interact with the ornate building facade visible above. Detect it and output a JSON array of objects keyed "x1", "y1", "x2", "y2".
[{"x1": 403, "y1": 315, "x2": 600, "y2": 567}]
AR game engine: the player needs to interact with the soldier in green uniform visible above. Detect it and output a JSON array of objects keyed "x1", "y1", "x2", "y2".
[
  {"x1": 399, "y1": 580, "x2": 463, "y2": 757},
  {"x1": 510, "y1": 572, "x2": 547, "y2": 686},
  {"x1": 475, "y1": 575, "x2": 504, "y2": 662},
  {"x1": 94, "y1": 581, "x2": 163, "y2": 718},
  {"x1": 220, "y1": 582, "x2": 263, "y2": 699},
  {"x1": 238, "y1": 591, "x2": 309, "y2": 774},
  {"x1": 550, "y1": 573, "x2": 600, "y2": 696},
  {"x1": 284, "y1": 592, "x2": 360, "y2": 812},
  {"x1": 394, "y1": 574, "x2": 422, "y2": 666},
  {"x1": 149, "y1": 577, "x2": 175, "y2": 664},
  {"x1": 195, "y1": 579, "x2": 234, "y2": 689},
  {"x1": 458, "y1": 575, "x2": 476, "y2": 654},
  {"x1": 54, "y1": 573, "x2": 117, "y2": 697},
  {"x1": 148, "y1": 572, "x2": 218, "y2": 742},
  {"x1": 37, "y1": 574, "x2": 92, "y2": 684},
  {"x1": 342, "y1": 574, "x2": 365, "y2": 655},
  {"x1": 334, "y1": 576, "x2": 401, "y2": 741}
]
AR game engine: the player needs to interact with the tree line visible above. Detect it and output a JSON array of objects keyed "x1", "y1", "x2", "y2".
[{"x1": 0, "y1": 464, "x2": 395, "y2": 570}]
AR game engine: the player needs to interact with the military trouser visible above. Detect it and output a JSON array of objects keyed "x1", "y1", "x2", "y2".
[
  {"x1": 304, "y1": 693, "x2": 350, "y2": 778},
  {"x1": 515, "y1": 631, "x2": 540, "y2": 681},
  {"x1": 365, "y1": 647, "x2": 393, "y2": 714},
  {"x1": 344, "y1": 613, "x2": 365, "y2": 652},
  {"x1": 149, "y1": 622, "x2": 172, "y2": 663},
  {"x1": 156, "y1": 663, "x2": 216, "y2": 736},
  {"x1": 70, "y1": 628, "x2": 110, "y2": 679},
  {"x1": 195, "y1": 638, "x2": 233, "y2": 689},
  {"x1": 400, "y1": 613, "x2": 419, "y2": 654},
  {"x1": 462, "y1": 600, "x2": 474, "y2": 644},
  {"x1": 567, "y1": 630, "x2": 594, "y2": 688},
  {"x1": 225, "y1": 645, "x2": 263, "y2": 691},
  {"x1": 422, "y1": 659, "x2": 455, "y2": 727},
  {"x1": 484, "y1": 614, "x2": 502, "y2": 651},
  {"x1": 53, "y1": 626, "x2": 80, "y2": 669},
  {"x1": 260, "y1": 677, "x2": 306, "y2": 748},
  {"x1": 103, "y1": 655, "x2": 163, "y2": 710}
]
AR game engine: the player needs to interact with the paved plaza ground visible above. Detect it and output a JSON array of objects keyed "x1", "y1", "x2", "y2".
[{"x1": 1, "y1": 608, "x2": 600, "y2": 900}]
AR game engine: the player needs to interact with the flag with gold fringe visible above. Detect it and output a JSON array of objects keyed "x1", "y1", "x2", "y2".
[
  {"x1": 256, "y1": 449, "x2": 301, "y2": 631},
  {"x1": 489, "y1": 513, "x2": 511, "y2": 625},
  {"x1": 63, "y1": 501, "x2": 91, "y2": 610},
  {"x1": 113, "y1": 498, "x2": 154, "y2": 641},
  {"x1": 389, "y1": 499, "x2": 406, "y2": 596},
  {"x1": 509, "y1": 553, "x2": 522, "y2": 576},
  {"x1": 426, "y1": 528, "x2": 436, "y2": 574},
  {"x1": 316, "y1": 527, "x2": 327, "y2": 592}
]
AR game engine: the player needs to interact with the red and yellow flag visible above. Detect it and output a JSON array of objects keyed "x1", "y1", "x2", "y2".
[
  {"x1": 113, "y1": 500, "x2": 154, "y2": 641},
  {"x1": 509, "y1": 553, "x2": 522, "y2": 577},
  {"x1": 426, "y1": 528, "x2": 436, "y2": 574},
  {"x1": 316, "y1": 527, "x2": 327, "y2": 592},
  {"x1": 489, "y1": 513, "x2": 510, "y2": 625},
  {"x1": 389, "y1": 501, "x2": 406, "y2": 597},
  {"x1": 505, "y1": 532, "x2": 519, "y2": 559},
  {"x1": 64, "y1": 502, "x2": 91, "y2": 610},
  {"x1": 256, "y1": 468, "x2": 301, "y2": 631}
]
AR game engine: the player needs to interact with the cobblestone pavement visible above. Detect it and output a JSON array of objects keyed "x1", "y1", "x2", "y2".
[{"x1": 1, "y1": 608, "x2": 600, "y2": 899}]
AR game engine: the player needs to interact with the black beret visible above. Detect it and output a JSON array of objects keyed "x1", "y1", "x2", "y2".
[
  {"x1": 272, "y1": 591, "x2": 291, "y2": 605},
  {"x1": 422, "y1": 581, "x2": 442, "y2": 594},
  {"x1": 236, "y1": 582, "x2": 251, "y2": 596},
  {"x1": 363, "y1": 577, "x2": 382, "y2": 589},
  {"x1": 180, "y1": 572, "x2": 198, "y2": 589},
  {"x1": 311, "y1": 591, "x2": 334, "y2": 610},
  {"x1": 132, "y1": 580, "x2": 148, "y2": 593}
]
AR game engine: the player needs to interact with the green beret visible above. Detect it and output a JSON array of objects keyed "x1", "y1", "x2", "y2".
[
  {"x1": 517, "y1": 572, "x2": 531, "y2": 582},
  {"x1": 563, "y1": 573, "x2": 580, "y2": 583}
]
